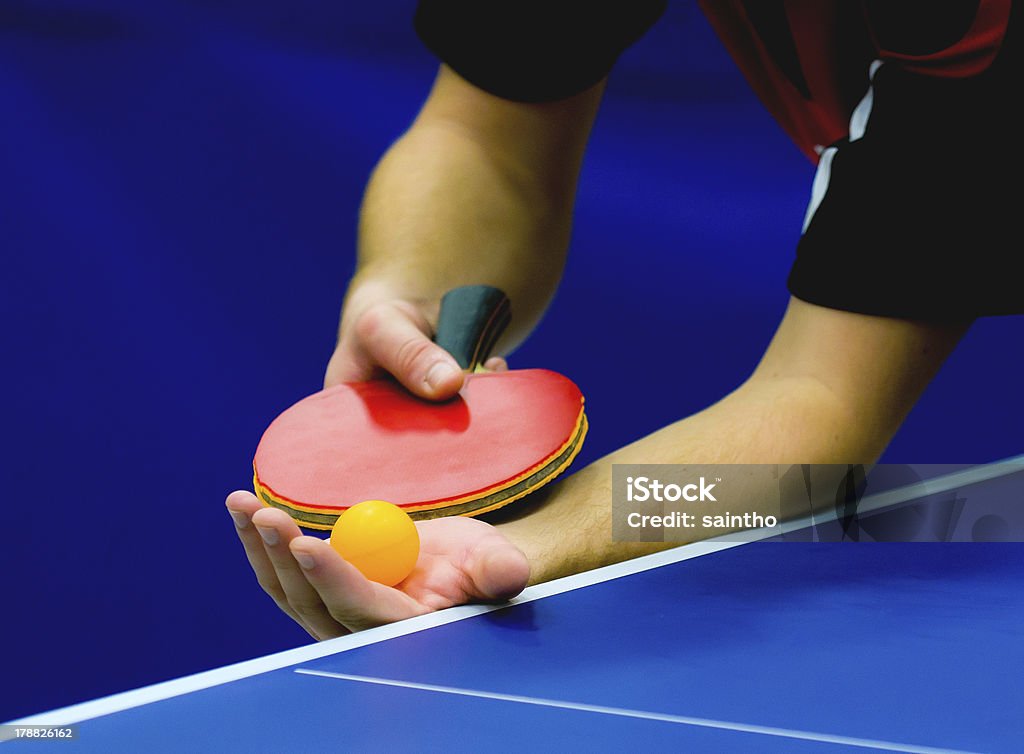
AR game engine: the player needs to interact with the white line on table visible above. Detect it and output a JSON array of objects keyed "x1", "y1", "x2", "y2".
[{"x1": 295, "y1": 669, "x2": 976, "y2": 754}]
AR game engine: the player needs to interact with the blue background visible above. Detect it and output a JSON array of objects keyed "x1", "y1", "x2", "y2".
[{"x1": 1, "y1": 1, "x2": 1020, "y2": 722}]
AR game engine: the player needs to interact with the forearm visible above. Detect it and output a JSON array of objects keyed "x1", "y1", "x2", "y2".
[
  {"x1": 498, "y1": 299, "x2": 967, "y2": 584},
  {"x1": 499, "y1": 374, "x2": 886, "y2": 585},
  {"x1": 344, "y1": 68, "x2": 603, "y2": 350},
  {"x1": 347, "y1": 124, "x2": 569, "y2": 346}
]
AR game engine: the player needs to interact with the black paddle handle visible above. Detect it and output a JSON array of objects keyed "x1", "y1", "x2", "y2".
[{"x1": 433, "y1": 286, "x2": 512, "y2": 371}]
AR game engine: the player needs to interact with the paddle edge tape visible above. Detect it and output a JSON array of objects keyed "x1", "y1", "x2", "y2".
[{"x1": 254, "y1": 406, "x2": 588, "y2": 530}]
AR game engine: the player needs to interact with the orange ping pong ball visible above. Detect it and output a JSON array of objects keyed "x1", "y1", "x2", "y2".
[{"x1": 329, "y1": 500, "x2": 420, "y2": 586}]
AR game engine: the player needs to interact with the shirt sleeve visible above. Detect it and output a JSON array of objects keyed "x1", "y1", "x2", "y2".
[
  {"x1": 788, "y1": 34, "x2": 1022, "y2": 320},
  {"x1": 413, "y1": 0, "x2": 666, "y2": 102}
]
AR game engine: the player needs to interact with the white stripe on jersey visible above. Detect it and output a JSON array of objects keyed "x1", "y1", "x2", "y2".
[{"x1": 801, "y1": 60, "x2": 883, "y2": 234}]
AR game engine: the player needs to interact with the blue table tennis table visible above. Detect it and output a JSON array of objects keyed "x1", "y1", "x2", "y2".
[{"x1": 6, "y1": 461, "x2": 1024, "y2": 753}]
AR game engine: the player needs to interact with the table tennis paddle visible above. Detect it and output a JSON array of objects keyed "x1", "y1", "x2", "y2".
[{"x1": 253, "y1": 285, "x2": 588, "y2": 530}]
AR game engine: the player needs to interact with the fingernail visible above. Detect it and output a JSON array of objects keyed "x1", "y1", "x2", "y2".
[
  {"x1": 294, "y1": 550, "x2": 316, "y2": 570},
  {"x1": 425, "y1": 361, "x2": 458, "y2": 390},
  {"x1": 256, "y1": 526, "x2": 279, "y2": 546},
  {"x1": 229, "y1": 510, "x2": 250, "y2": 529}
]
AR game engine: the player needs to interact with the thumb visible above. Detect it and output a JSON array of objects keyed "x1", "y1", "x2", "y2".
[
  {"x1": 465, "y1": 538, "x2": 531, "y2": 602},
  {"x1": 353, "y1": 301, "x2": 465, "y2": 400}
]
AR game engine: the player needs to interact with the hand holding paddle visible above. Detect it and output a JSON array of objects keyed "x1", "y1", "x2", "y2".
[
  {"x1": 253, "y1": 285, "x2": 588, "y2": 529},
  {"x1": 322, "y1": 284, "x2": 507, "y2": 400}
]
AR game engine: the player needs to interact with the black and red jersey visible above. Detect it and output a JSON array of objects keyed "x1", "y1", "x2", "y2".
[
  {"x1": 699, "y1": 0, "x2": 1012, "y2": 160},
  {"x1": 414, "y1": 1, "x2": 1021, "y2": 319}
]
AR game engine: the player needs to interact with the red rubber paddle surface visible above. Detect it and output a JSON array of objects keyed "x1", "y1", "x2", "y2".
[{"x1": 253, "y1": 369, "x2": 585, "y2": 514}]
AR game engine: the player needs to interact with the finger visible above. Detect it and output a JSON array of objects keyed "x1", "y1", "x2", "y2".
[
  {"x1": 323, "y1": 344, "x2": 374, "y2": 389},
  {"x1": 354, "y1": 301, "x2": 464, "y2": 400},
  {"x1": 463, "y1": 535, "x2": 531, "y2": 602},
  {"x1": 225, "y1": 492, "x2": 317, "y2": 637},
  {"x1": 250, "y1": 507, "x2": 347, "y2": 640},
  {"x1": 482, "y1": 356, "x2": 508, "y2": 372},
  {"x1": 289, "y1": 536, "x2": 428, "y2": 632}
]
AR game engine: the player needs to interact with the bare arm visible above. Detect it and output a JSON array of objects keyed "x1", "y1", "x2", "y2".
[
  {"x1": 498, "y1": 297, "x2": 970, "y2": 583},
  {"x1": 325, "y1": 65, "x2": 605, "y2": 390}
]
